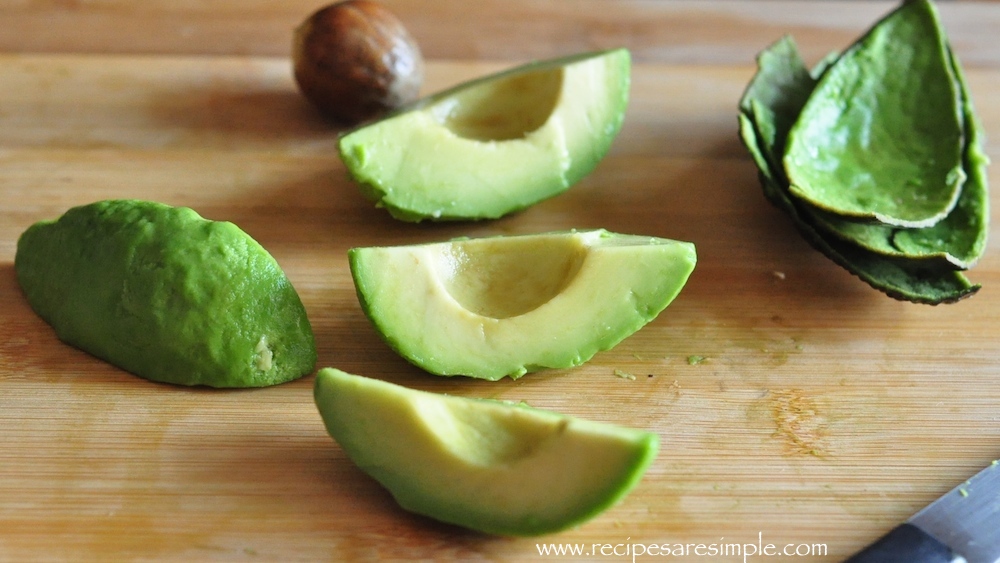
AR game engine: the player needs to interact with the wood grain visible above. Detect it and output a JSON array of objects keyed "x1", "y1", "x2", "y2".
[
  {"x1": 1, "y1": 1, "x2": 999, "y2": 67},
  {"x1": 1, "y1": 2, "x2": 1000, "y2": 562}
]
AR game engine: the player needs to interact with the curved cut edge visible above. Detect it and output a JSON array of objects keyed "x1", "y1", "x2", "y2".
[
  {"x1": 414, "y1": 396, "x2": 566, "y2": 467},
  {"x1": 430, "y1": 67, "x2": 564, "y2": 142},
  {"x1": 433, "y1": 234, "x2": 588, "y2": 319}
]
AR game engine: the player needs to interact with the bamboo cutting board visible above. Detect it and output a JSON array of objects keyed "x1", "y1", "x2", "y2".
[{"x1": 2, "y1": 11, "x2": 1000, "y2": 562}]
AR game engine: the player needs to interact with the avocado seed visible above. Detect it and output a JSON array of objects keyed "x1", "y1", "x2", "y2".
[{"x1": 292, "y1": 0, "x2": 424, "y2": 125}]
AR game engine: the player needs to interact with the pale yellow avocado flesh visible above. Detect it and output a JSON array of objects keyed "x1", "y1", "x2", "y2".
[
  {"x1": 438, "y1": 66, "x2": 562, "y2": 141},
  {"x1": 438, "y1": 232, "x2": 586, "y2": 318},
  {"x1": 314, "y1": 367, "x2": 659, "y2": 536},
  {"x1": 348, "y1": 230, "x2": 697, "y2": 380},
  {"x1": 338, "y1": 49, "x2": 631, "y2": 221}
]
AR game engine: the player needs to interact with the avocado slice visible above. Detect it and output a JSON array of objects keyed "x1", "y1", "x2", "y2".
[
  {"x1": 783, "y1": 0, "x2": 965, "y2": 228},
  {"x1": 348, "y1": 229, "x2": 696, "y2": 379},
  {"x1": 313, "y1": 367, "x2": 658, "y2": 536},
  {"x1": 738, "y1": 36, "x2": 979, "y2": 304},
  {"x1": 338, "y1": 49, "x2": 630, "y2": 222},
  {"x1": 15, "y1": 199, "x2": 317, "y2": 387}
]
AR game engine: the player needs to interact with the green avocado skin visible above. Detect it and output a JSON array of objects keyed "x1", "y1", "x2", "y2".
[
  {"x1": 15, "y1": 200, "x2": 317, "y2": 387},
  {"x1": 784, "y1": 0, "x2": 965, "y2": 227},
  {"x1": 737, "y1": 33, "x2": 982, "y2": 305}
]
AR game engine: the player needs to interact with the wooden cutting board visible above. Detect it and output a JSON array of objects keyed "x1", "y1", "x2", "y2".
[{"x1": 1, "y1": 48, "x2": 999, "y2": 562}]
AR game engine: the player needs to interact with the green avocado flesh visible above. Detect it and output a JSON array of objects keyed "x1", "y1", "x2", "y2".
[
  {"x1": 738, "y1": 0, "x2": 988, "y2": 304},
  {"x1": 314, "y1": 367, "x2": 658, "y2": 536},
  {"x1": 15, "y1": 199, "x2": 317, "y2": 387},
  {"x1": 784, "y1": 0, "x2": 965, "y2": 228},
  {"x1": 338, "y1": 49, "x2": 631, "y2": 222},
  {"x1": 348, "y1": 229, "x2": 696, "y2": 380}
]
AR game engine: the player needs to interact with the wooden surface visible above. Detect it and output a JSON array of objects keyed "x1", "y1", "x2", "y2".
[
  {"x1": 4, "y1": 1, "x2": 1000, "y2": 67},
  {"x1": 2, "y1": 2, "x2": 1000, "y2": 561}
]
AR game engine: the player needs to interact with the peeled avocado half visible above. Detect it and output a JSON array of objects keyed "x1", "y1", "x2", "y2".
[
  {"x1": 15, "y1": 200, "x2": 317, "y2": 387},
  {"x1": 314, "y1": 367, "x2": 658, "y2": 536},
  {"x1": 338, "y1": 49, "x2": 630, "y2": 221},
  {"x1": 348, "y1": 229, "x2": 696, "y2": 380}
]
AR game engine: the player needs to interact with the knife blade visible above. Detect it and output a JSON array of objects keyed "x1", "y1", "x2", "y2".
[{"x1": 845, "y1": 459, "x2": 1000, "y2": 563}]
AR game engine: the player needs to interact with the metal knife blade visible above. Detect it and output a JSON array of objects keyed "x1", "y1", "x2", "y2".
[
  {"x1": 846, "y1": 460, "x2": 1000, "y2": 563},
  {"x1": 909, "y1": 460, "x2": 1000, "y2": 563}
]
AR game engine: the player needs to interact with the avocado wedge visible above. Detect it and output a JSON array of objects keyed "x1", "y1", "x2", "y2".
[
  {"x1": 348, "y1": 230, "x2": 696, "y2": 379},
  {"x1": 314, "y1": 367, "x2": 658, "y2": 536},
  {"x1": 338, "y1": 49, "x2": 630, "y2": 222}
]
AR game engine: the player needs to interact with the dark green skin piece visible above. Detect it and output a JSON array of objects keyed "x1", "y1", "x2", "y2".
[
  {"x1": 738, "y1": 37, "x2": 978, "y2": 304},
  {"x1": 784, "y1": 0, "x2": 965, "y2": 228},
  {"x1": 890, "y1": 49, "x2": 989, "y2": 267},
  {"x1": 737, "y1": 35, "x2": 815, "y2": 184},
  {"x1": 15, "y1": 200, "x2": 317, "y2": 387},
  {"x1": 802, "y1": 44, "x2": 989, "y2": 270},
  {"x1": 756, "y1": 168, "x2": 978, "y2": 304}
]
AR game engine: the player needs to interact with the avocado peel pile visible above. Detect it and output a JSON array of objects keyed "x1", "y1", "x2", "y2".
[{"x1": 738, "y1": 0, "x2": 989, "y2": 304}]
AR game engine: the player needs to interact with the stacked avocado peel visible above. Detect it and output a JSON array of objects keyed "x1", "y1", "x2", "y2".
[{"x1": 738, "y1": 0, "x2": 989, "y2": 304}]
